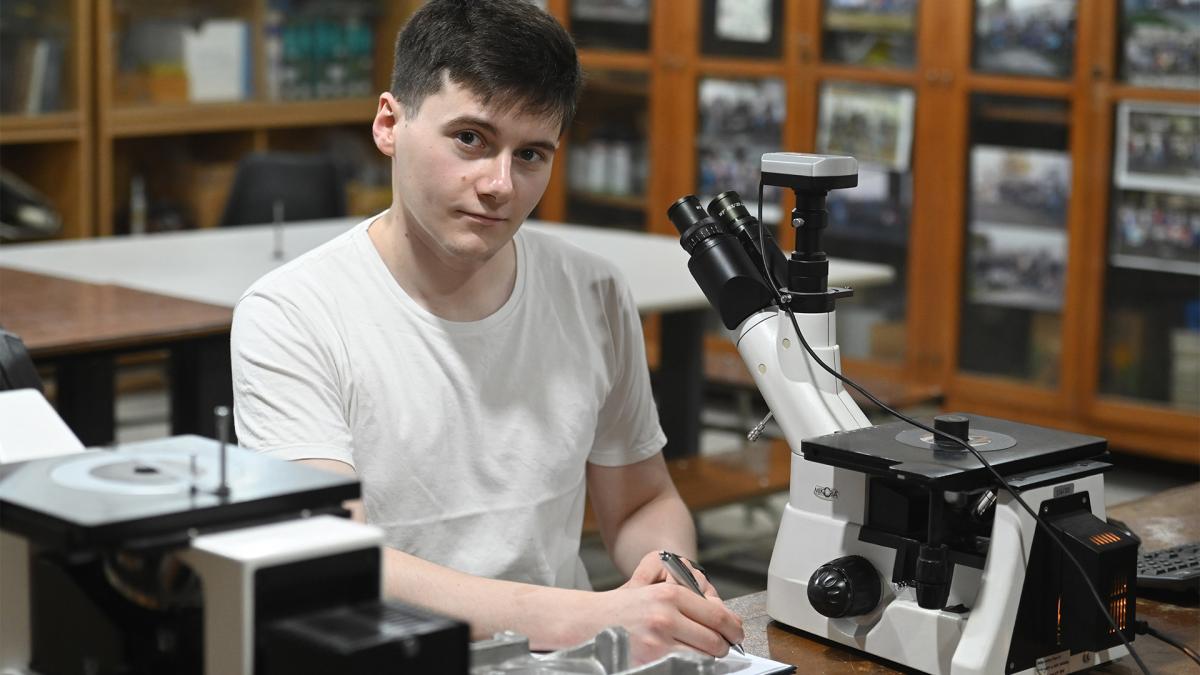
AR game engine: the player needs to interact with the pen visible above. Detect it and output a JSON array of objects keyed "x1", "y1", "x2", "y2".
[{"x1": 659, "y1": 550, "x2": 746, "y2": 656}]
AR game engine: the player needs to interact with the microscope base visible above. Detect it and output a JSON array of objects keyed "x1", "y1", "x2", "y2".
[{"x1": 766, "y1": 473, "x2": 1129, "y2": 675}]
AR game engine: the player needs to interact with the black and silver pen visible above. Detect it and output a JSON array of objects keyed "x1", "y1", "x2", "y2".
[{"x1": 659, "y1": 550, "x2": 746, "y2": 656}]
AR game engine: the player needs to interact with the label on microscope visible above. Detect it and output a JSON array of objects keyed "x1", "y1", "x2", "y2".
[{"x1": 1034, "y1": 650, "x2": 1070, "y2": 675}]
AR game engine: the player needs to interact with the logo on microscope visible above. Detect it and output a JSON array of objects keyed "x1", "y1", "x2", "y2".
[{"x1": 813, "y1": 485, "x2": 839, "y2": 501}]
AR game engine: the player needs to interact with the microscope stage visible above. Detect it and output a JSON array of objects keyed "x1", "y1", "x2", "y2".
[
  {"x1": 802, "y1": 413, "x2": 1107, "y2": 490},
  {"x1": 0, "y1": 435, "x2": 359, "y2": 552}
]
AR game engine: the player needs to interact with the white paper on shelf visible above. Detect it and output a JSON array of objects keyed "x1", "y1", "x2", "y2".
[{"x1": 183, "y1": 19, "x2": 249, "y2": 102}]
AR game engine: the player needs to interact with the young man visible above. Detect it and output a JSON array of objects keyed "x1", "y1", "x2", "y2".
[{"x1": 231, "y1": 0, "x2": 743, "y2": 664}]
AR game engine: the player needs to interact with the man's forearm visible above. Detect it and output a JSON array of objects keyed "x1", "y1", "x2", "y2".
[
  {"x1": 381, "y1": 546, "x2": 602, "y2": 648},
  {"x1": 606, "y1": 491, "x2": 697, "y2": 577}
]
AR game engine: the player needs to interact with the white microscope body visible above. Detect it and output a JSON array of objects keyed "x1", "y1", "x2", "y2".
[{"x1": 669, "y1": 153, "x2": 1136, "y2": 675}]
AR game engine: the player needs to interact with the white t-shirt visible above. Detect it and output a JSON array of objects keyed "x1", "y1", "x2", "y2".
[{"x1": 231, "y1": 214, "x2": 665, "y2": 590}]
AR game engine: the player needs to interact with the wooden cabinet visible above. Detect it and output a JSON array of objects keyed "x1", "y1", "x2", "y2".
[
  {"x1": 2, "y1": 0, "x2": 1195, "y2": 461},
  {"x1": 544, "y1": 1, "x2": 1197, "y2": 461},
  {"x1": 0, "y1": 0, "x2": 92, "y2": 239},
  {"x1": 90, "y1": 0, "x2": 420, "y2": 236}
]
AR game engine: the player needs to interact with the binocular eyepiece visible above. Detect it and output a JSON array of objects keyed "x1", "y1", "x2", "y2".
[{"x1": 667, "y1": 192, "x2": 783, "y2": 330}]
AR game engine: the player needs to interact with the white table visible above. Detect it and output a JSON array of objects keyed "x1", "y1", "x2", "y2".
[
  {"x1": 1, "y1": 218, "x2": 893, "y2": 453},
  {"x1": 0, "y1": 218, "x2": 891, "y2": 310}
]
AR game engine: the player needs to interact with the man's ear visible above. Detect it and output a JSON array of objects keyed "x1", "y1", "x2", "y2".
[{"x1": 372, "y1": 93, "x2": 401, "y2": 157}]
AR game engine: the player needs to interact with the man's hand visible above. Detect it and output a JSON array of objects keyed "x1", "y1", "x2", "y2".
[
  {"x1": 622, "y1": 550, "x2": 720, "y2": 601},
  {"x1": 592, "y1": 580, "x2": 744, "y2": 664}
]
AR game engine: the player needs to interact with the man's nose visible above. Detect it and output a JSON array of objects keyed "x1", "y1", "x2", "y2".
[{"x1": 477, "y1": 154, "x2": 514, "y2": 203}]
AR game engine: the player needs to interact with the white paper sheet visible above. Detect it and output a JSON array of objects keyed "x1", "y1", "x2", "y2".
[{"x1": 717, "y1": 650, "x2": 794, "y2": 674}]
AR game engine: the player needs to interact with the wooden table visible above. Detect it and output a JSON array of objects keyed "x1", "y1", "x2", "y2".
[
  {"x1": 0, "y1": 267, "x2": 233, "y2": 445},
  {"x1": 728, "y1": 483, "x2": 1200, "y2": 673}
]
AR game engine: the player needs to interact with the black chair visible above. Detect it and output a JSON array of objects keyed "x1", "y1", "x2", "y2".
[
  {"x1": 0, "y1": 329, "x2": 43, "y2": 393},
  {"x1": 219, "y1": 152, "x2": 347, "y2": 227}
]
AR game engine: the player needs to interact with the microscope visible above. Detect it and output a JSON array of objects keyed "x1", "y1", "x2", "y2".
[
  {"x1": 0, "y1": 397, "x2": 469, "y2": 675},
  {"x1": 668, "y1": 153, "x2": 1140, "y2": 675}
]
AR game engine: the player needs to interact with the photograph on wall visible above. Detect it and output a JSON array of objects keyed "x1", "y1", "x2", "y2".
[
  {"x1": 701, "y1": 0, "x2": 783, "y2": 58},
  {"x1": 965, "y1": 222, "x2": 1068, "y2": 312},
  {"x1": 821, "y1": 0, "x2": 918, "y2": 68},
  {"x1": 1110, "y1": 189, "x2": 1200, "y2": 276},
  {"x1": 972, "y1": 0, "x2": 1076, "y2": 79},
  {"x1": 971, "y1": 144, "x2": 1071, "y2": 229},
  {"x1": 1114, "y1": 101, "x2": 1200, "y2": 195},
  {"x1": 816, "y1": 81, "x2": 915, "y2": 172},
  {"x1": 826, "y1": 165, "x2": 911, "y2": 246},
  {"x1": 1120, "y1": 0, "x2": 1200, "y2": 89},
  {"x1": 967, "y1": 145, "x2": 1071, "y2": 311},
  {"x1": 696, "y1": 77, "x2": 786, "y2": 217}
]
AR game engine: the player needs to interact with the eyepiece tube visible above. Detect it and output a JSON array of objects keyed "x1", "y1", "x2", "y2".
[
  {"x1": 667, "y1": 195, "x2": 775, "y2": 329},
  {"x1": 706, "y1": 191, "x2": 790, "y2": 290}
]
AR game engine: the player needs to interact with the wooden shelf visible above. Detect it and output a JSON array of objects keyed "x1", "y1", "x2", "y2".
[
  {"x1": 578, "y1": 50, "x2": 652, "y2": 71},
  {"x1": 106, "y1": 98, "x2": 378, "y2": 137},
  {"x1": 0, "y1": 112, "x2": 84, "y2": 144}
]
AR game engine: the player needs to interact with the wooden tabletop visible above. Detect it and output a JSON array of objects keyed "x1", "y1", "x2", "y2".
[
  {"x1": 728, "y1": 483, "x2": 1200, "y2": 673},
  {"x1": 0, "y1": 267, "x2": 232, "y2": 358}
]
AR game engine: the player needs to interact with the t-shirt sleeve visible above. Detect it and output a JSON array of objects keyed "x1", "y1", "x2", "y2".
[
  {"x1": 587, "y1": 274, "x2": 667, "y2": 467},
  {"x1": 231, "y1": 290, "x2": 355, "y2": 468}
]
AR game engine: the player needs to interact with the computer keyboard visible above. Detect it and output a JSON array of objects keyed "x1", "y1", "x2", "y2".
[{"x1": 1137, "y1": 542, "x2": 1200, "y2": 593}]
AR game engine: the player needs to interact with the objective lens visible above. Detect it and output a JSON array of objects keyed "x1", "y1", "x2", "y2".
[{"x1": 667, "y1": 195, "x2": 727, "y2": 255}]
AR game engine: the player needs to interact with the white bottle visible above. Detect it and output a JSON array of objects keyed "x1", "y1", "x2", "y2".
[{"x1": 129, "y1": 174, "x2": 147, "y2": 236}]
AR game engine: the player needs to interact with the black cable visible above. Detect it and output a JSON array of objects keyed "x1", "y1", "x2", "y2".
[
  {"x1": 754, "y1": 179, "x2": 1151, "y2": 675},
  {"x1": 1137, "y1": 620, "x2": 1200, "y2": 665}
]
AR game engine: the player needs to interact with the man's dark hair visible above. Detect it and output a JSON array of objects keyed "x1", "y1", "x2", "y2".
[{"x1": 390, "y1": 0, "x2": 582, "y2": 133}]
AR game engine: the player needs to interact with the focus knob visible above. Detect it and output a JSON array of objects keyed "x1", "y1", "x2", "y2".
[{"x1": 807, "y1": 555, "x2": 881, "y2": 618}]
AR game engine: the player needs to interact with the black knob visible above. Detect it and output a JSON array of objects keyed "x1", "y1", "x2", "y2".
[
  {"x1": 807, "y1": 555, "x2": 881, "y2": 618},
  {"x1": 933, "y1": 414, "x2": 970, "y2": 449},
  {"x1": 915, "y1": 544, "x2": 952, "y2": 610}
]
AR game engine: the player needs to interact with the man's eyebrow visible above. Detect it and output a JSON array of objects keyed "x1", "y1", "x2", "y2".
[{"x1": 443, "y1": 115, "x2": 558, "y2": 153}]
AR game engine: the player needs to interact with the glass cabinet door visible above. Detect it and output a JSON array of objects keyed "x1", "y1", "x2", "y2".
[
  {"x1": 1100, "y1": 101, "x2": 1199, "y2": 410},
  {"x1": 700, "y1": 0, "x2": 784, "y2": 59},
  {"x1": 958, "y1": 94, "x2": 1072, "y2": 386},
  {"x1": 1117, "y1": 0, "x2": 1200, "y2": 90},
  {"x1": 565, "y1": 69, "x2": 650, "y2": 230},
  {"x1": 821, "y1": 0, "x2": 919, "y2": 68},
  {"x1": 971, "y1": 0, "x2": 1077, "y2": 79},
  {"x1": 817, "y1": 81, "x2": 916, "y2": 363},
  {"x1": 694, "y1": 76, "x2": 786, "y2": 223},
  {"x1": 570, "y1": 0, "x2": 652, "y2": 52}
]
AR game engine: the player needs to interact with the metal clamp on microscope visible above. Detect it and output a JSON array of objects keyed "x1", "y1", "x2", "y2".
[{"x1": 668, "y1": 153, "x2": 1148, "y2": 675}]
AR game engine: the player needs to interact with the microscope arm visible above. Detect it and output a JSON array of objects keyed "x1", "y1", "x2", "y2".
[{"x1": 735, "y1": 307, "x2": 871, "y2": 451}]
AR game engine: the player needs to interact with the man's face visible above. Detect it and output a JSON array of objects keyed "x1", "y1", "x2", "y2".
[{"x1": 375, "y1": 80, "x2": 560, "y2": 271}]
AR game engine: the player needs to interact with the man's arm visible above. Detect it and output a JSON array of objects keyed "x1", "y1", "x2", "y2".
[
  {"x1": 586, "y1": 452, "x2": 697, "y2": 576},
  {"x1": 299, "y1": 458, "x2": 742, "y2": 663}
]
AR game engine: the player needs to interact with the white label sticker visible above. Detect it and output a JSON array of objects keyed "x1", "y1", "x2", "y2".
[{"x1": 1035, "y1": 651, "x2": 1070, "y2": 675}]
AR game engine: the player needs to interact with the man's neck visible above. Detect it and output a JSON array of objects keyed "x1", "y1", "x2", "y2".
[{"x1": 368, "y1": 210, "x2": 518, "y2": 322}]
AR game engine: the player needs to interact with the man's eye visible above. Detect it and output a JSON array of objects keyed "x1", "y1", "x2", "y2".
[
  {"x1": 456, "y1": 131, "x2": 481, "y2": 146},
  {"x1": 518, "y1": 149, "x2": 545, "y2": 163}
]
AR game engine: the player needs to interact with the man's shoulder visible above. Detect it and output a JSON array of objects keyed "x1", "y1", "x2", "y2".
[
  {"x1": 239, "y1": 218, "x2": 371, "y2": 306},
  {"x1": 520, "y1": 225, "x2": 623, "y2": 284}
]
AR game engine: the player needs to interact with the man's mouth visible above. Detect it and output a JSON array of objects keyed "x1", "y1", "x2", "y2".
[{"x1": 459, "y1": 211, "x2": 507, "y2": 224}]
